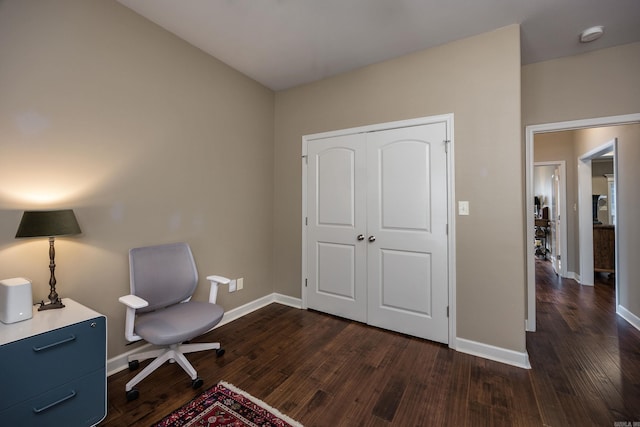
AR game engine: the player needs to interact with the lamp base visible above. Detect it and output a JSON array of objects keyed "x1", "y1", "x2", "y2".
[{"x1": 38, "y1": 299, "x2": 65, "y2": 311}]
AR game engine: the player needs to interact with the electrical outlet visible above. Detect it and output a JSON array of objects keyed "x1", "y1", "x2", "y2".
[
  {"x1": 237, "y1": 278, "x2": 243, "y2": 290},
  {"x1": 229, "y1": 279, "x2": 237, "y2": 292}
]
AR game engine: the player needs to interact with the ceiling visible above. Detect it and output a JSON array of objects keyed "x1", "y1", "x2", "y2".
[{"x1": 117, "y1": 0, "x2": 640, "y2": 91}]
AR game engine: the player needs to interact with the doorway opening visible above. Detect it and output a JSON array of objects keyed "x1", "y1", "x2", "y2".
[
  {"x1": 533, "y1": 161, "x2": 567, "y2": 278},
  {"x1": 524, "y1": 113, "x2": 640, "y2": 332},
  {"x1": 577, "y1": 139, "x2": 617, "y2": 288}
]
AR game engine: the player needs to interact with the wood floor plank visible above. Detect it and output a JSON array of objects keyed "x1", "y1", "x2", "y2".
[
  {"x1": 371, "y1": 377, "x2": 406, "y2": 422},
  {"x1": 528, "y1": 370, "x2": 571, "y2": 427},
  {"x1": 442, "y1": 350, "x2": 471, "y2": 426},
  {"x1": 391, "y1": 342, "x2": 447, "y2": 426},
  {"x1": 101, "y1": 260, "x2": 640, "y2": 426},
  {"x1": 495, "y1": 362, "x2": 543, "y2": 427}
]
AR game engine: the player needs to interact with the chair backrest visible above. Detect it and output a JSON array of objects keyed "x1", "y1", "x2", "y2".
[{"x1": 129, "y1": 242, "x2": 198, "y2": 313}]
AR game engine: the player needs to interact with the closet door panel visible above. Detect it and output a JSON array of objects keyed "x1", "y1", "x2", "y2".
[
  {"x1": 367, "y1": 123, "x2": 449, "y2": 343},
  {"x1": 379, "y1": 140, "x2": 431, "y2": 231},
  {"x1": 379, "y1": 249, "x2": 432, "y2": 315},
  {"x1": 306, "y1": 134, "x2": 367, "y2": 322}
]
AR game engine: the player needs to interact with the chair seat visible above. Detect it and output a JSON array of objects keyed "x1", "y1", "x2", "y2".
[{"x1": 134, "y1": 301, "x2": 224, "y2": 346}]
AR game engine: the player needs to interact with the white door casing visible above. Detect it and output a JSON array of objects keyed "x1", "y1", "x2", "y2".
[
  {"x1": 303, "y1": 116, "x2": 453, "y2": 345},
  {"x1": 550, "y1": 166, "x2": 559, "y2": 273}
]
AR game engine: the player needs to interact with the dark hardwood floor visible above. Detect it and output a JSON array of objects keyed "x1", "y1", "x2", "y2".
[{"x1": 101, "y1": 260, "x2": 640, "y2": 426}]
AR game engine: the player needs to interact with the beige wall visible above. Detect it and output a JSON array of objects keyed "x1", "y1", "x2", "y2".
[
  {"x1": 275, "y1": 25, "x2": 526, "y2": 352},
  {"x1": 522, "y1": 42, "x2": 640, "y2": 126},
  {"x1": 0, "y1": 0, "x2": 275, "y2": 358},
  {"x1": 592, "y1": 160, "x2": 614, "y2": 195},
  {"x1": 524, "y1": 44, "x2": 640, "y2": 322}
]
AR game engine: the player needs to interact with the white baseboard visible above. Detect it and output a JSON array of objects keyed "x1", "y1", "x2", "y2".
[
  {"x1": 107, "y1": 293, "x2": 303, "y2": 377},
  {"x1": 567, "y1": 271, "x2": 580, "y2": 283},
  {"x1": 455, "y1": 337, "x2": 531, "y2": 369},
  {"x1": 108, "y1": 294, "x2": 534, "y2": 375},
  {"x1": 273, "y1": 293, "x2": 304, "y2": 309},
  {"x1": 617, "y1": 305, "x2": 640, "y2": 331},
  {"x1": 525, "y1": 318, "x2": 535, "y2": 332}
]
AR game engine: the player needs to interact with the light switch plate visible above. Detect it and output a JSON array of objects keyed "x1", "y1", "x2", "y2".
[{"x1": 458, "y1": 201, "x2": 470, "y2": 215}]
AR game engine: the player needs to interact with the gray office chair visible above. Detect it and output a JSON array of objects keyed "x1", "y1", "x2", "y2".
[{"x1": 118, "y1": 242, "x2": 230, "y2": 401}]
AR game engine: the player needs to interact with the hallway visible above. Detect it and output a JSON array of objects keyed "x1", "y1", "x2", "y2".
[{"x1": 527, "y1": 259, "x2": 640, "y2": 424}]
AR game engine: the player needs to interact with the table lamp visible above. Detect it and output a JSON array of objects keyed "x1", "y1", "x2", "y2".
[{"x1": 15, "y1": 209, "x2": 81, "y2": 311}]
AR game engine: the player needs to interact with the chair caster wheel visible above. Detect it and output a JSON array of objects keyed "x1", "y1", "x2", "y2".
[
  {"x1": 128, "y1": 360, "x2": 139, "y2": 371},
  {"x1": 126, "y1": 389, "x2": 139, "y2": 401},
  {"x1": 216, "y1": 348, "x2": 225, "y2": 357},
  {"x1": 192, "y1": 378, "x2": 204, "y2": 389}
]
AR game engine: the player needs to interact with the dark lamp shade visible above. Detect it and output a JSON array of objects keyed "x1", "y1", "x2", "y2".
[{"x1": 15, "y1": 209, "x2": 82, "y2": 238}]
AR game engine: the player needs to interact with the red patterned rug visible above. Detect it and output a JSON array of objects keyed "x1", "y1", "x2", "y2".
[{"x1": 152, "y1": 381, "x2": 303, "y2": 427}]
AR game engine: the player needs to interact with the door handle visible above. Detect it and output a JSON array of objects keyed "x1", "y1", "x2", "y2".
[
  {"x1": 368, "y1": 236, "x2": 376, "y2": 242},
  {"x1": 357, "y1": 234, "x2": 365, "y2": 241}
]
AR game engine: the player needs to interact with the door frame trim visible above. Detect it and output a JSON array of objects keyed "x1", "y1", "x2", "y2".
[{"x1": 301, "y1": 114, "x2": 456, "y2": 346}]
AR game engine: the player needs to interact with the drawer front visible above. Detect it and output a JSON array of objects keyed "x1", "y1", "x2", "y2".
[
  {"x1": 0, "y1": 368, "x2": 106, "y2": 427},
  {"x1": 0, "y1": 316, "x2": 105, "y2": 410}
]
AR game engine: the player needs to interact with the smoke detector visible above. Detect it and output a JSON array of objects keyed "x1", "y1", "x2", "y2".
[{"x1": 580, "y1": 26, "x2": 604, "y2": 43}]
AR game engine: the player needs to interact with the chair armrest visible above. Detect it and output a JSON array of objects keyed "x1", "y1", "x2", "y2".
[
  {"x1": 118, "y1": 294, "x2": 149, "y2": 309},
  {"x1": 206, "y1": 275, "x2": 231, "y2": 304},
  {"x1": 206, "y1": 275, "x2": 231, "y2": 285},
  {"x1": 118, "y1": 294, "x2": 148, "y2": 342}
]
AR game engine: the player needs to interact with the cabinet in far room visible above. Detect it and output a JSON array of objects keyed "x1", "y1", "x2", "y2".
[{"x1": 593, "y1": 224, "x2": 615, "y2": 274}]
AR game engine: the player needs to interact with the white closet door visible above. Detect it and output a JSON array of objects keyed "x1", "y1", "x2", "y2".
[
  {"x1": 305, "y1": 120, "x2": 450, "y2": 344},
  {"x1": 366, "y1": 123, "x2": 449, "y2": 343},
  {"x1": 306, "y1": 133, "x2": 368, "y2": 322}
]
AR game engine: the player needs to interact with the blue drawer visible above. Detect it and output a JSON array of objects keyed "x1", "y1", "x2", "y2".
[
  {"x1": 0, "y1": 368, "x2": 106, "y2": 427},
  {"x1": 0, "y1": 316, "x2": 106, "y2": 411}
]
